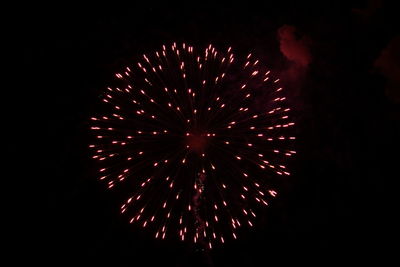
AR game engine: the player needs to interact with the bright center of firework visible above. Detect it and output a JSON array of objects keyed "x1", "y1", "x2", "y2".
[{"x1": 185, "y1": 133, "x2": 208, "y2": 154}]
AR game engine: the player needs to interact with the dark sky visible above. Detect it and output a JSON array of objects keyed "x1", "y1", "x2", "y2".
[{"x1": 22, "y1": 1, "x2": 399, "y2": 266}]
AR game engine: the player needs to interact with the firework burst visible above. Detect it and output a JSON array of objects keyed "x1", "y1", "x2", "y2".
[{"x1": 89, "y1": 42, "x2": 296, "y2": 249}]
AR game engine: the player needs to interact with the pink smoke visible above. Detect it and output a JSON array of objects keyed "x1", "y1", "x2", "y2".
[
  {"x1": 278, "y1": 25, "x2": 312, "y2": 67},
  {"x1": 374, "y1": 36, "x2": 400, "y2": 103}
]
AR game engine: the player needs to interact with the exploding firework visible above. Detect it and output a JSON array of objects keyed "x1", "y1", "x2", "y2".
[{"x1": 89, "y1": 42, "x2": 296, "y2": 249}]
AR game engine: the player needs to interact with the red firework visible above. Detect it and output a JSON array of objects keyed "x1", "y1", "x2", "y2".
[{"x1": 89, "y1": 42, "x2": 296, "y2": 249}]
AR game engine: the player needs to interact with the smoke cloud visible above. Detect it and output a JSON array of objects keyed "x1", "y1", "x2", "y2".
[
  {"x1": 374, "y1": 36, "x2": 400, "y2": 103},
  {"x1": 278, "y1": 25, "x2": 312, "y2": 68}
]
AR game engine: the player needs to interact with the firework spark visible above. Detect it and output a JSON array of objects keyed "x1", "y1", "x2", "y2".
[{"x1": 89, "y1": 42, "x2": 295, "y2": 249}]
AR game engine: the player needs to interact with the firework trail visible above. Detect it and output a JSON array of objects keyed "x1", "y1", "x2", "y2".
[{"x1": 89, "y1": 42, "x2": 296, "y2": 249}]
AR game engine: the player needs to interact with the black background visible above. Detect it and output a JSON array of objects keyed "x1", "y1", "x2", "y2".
[{"x1": 21, "y1": 1, "x2": 398, "y2": 266}]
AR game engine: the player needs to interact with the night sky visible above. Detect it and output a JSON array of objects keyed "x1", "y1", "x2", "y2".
[{"x1": 23, "y1": 1, "x2": 399, "y2": 266}]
